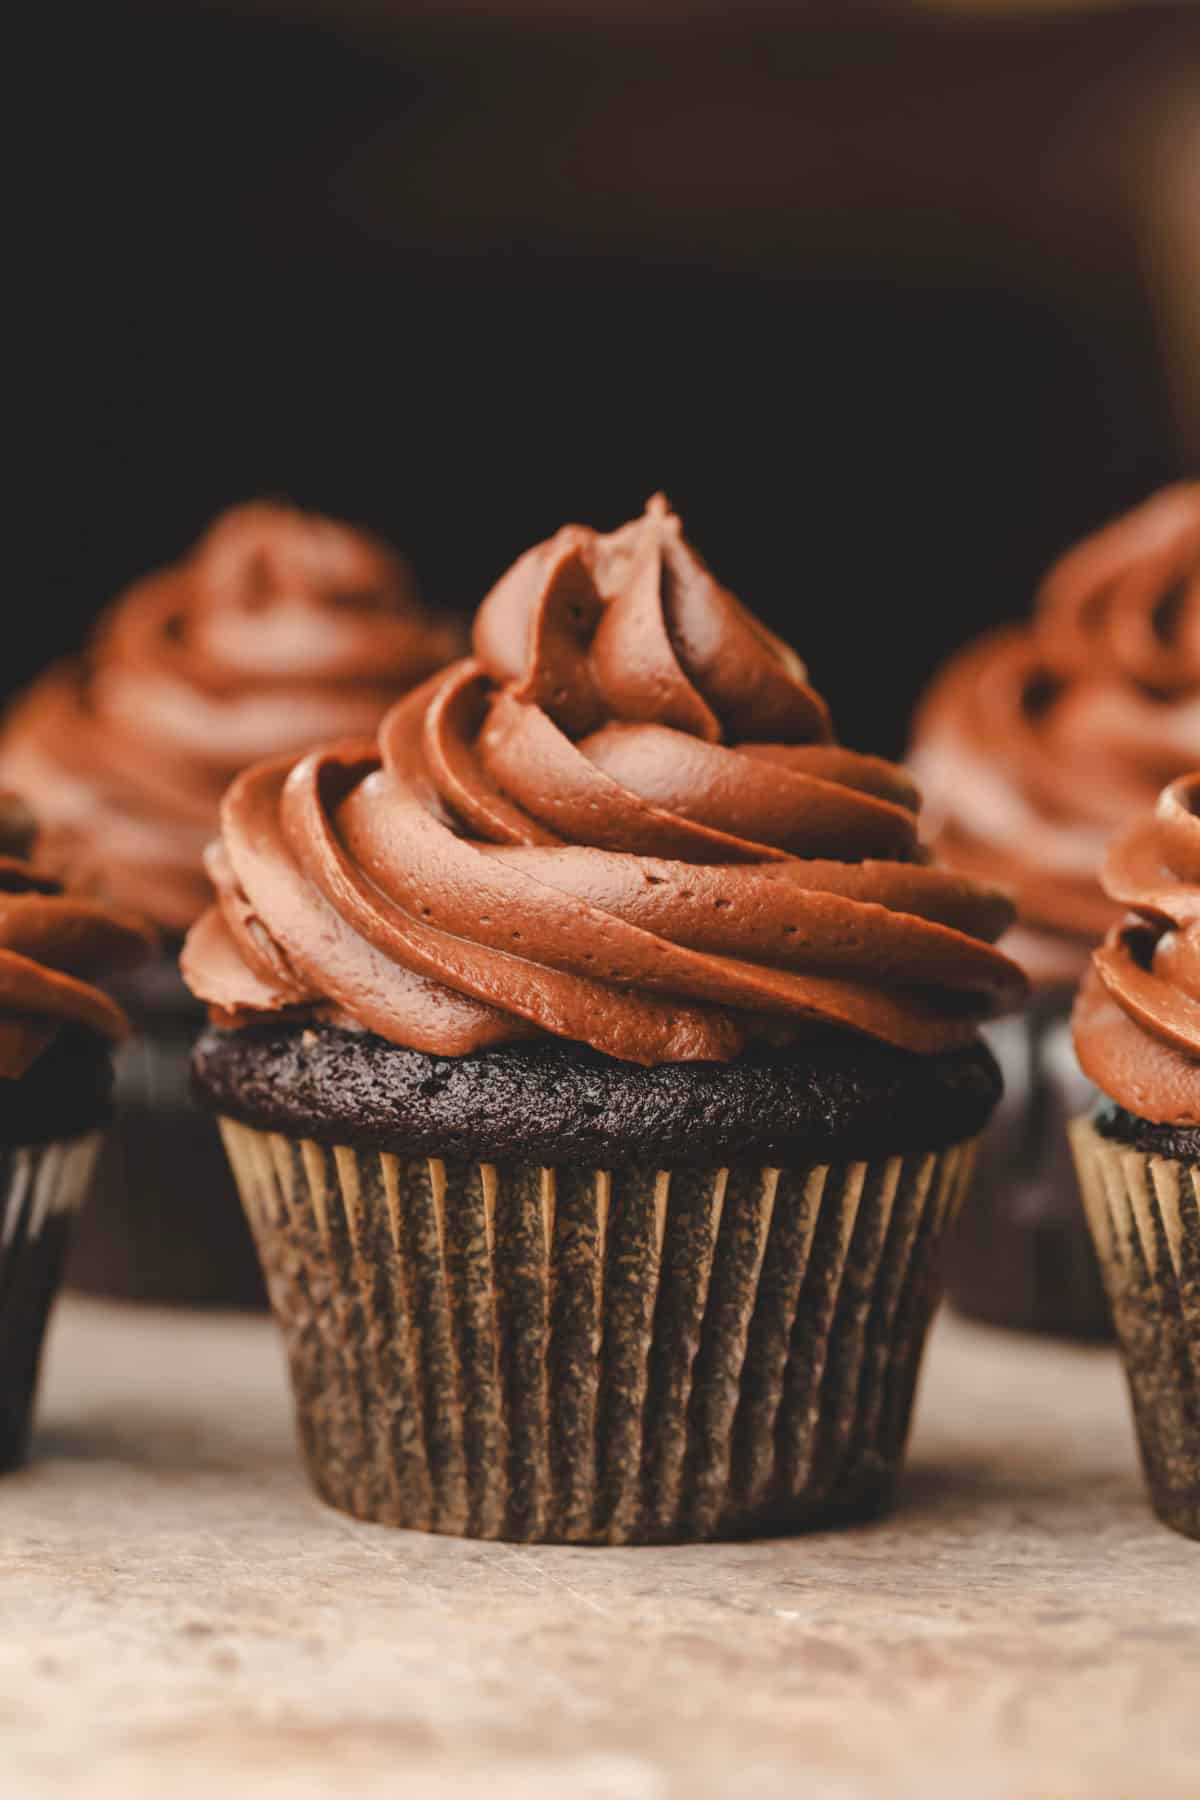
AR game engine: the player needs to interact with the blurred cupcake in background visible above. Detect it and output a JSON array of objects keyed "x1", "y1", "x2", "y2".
[
  {"x1": 0, "y1": 502, "x2": 463, "y2": 1306},
  {"x1": 1071, "y1": 771, "x2": 1200, "y2": 1538},
  {"x1": 912, "y1": 481, "x2": 1200, "y2": 1336},
  {"x1": 0, "y1": 795, "x2": 152, "y2": 1469},
  {"x1": 184, "y1": 495, "x2": 1025, "y2": 1543}
]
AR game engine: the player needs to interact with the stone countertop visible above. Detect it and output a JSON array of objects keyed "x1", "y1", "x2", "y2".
[{"x1": 2, "y1": 1301, "x2": 1197, "y2": 1800}]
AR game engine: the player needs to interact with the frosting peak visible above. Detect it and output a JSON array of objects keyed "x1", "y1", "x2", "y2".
[
  {"x1": 0, "y1": 504, "x2": 463, "y2": 933},
  {"x1": 912, "y1": 482, "x2": 1200, "y2": 982},
  {"x1": 473, "y1": 493, "x2": 830, "y2": 746},
  {"x1": 184, "y1": 499, "x2": 1025, "y2": 1066},
  {"x1": 1074, "y1": 771, "x2": 1200, "y2": 1125}
]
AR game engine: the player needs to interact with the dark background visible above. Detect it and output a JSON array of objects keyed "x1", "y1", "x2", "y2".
[{"x1": 26, "y1": 1, "x2": 1200, "y2": 756}]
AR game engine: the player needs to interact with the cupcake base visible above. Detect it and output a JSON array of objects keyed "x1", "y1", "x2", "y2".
[
  {"x1": 0, "y1": 1135, "x2": 101, "y2": 1471},
  {"x1": 1070, "y1": 1112, "x2": 1200, "y2": 1539},
  {"x1": 947, "y1": 1002, "x2": 1109, "y2": 1338},
  {"x1": 219, "y1": 1120, "x2": 976, "y2": 1543},
  {"x1": 65, "y1": 956, "x2": 264, "y2": 1308},
  {"x1": 198, "y1": 1024, "x2": 999, "y2": 1543},
  {"x1": 0, "y1": 1027, "x2": 115, "y2": 1469}
]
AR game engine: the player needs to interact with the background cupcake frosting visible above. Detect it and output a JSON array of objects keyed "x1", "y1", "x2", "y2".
[
  {"x1": 0, "y1": 503, "x2": 462, "y2": 934},
  {"x1": 1074, "y1": 770, "x2": 1200, "y2": 1127},
  {"x1": 0, "y1": 800, "x2": 152, "y2": 1082},
  {"x1": 912, "y1": 482, "x2": 1200, "y2": 981},
  {"x1": 185, "y1": 496, "x2": 1023, "y2": 1064}
]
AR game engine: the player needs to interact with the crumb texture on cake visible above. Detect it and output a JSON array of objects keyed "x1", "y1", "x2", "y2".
[{"x1": 193, "y1": 1023, "x2": 1000, "y2": 1167}]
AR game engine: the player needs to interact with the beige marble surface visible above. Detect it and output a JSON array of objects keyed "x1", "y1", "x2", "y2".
[{"x1": 2, "y1": 1301, "x2": 1198, "y2": 1799}]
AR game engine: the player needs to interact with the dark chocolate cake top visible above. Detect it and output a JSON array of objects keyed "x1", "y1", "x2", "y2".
[{"x1": 194, "y1": 1021, "x2": 1002, "y2": 1166}]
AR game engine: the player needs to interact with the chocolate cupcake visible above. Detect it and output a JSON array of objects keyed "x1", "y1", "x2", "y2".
[
  {"x1": 912, "y1": 482, "x2": 1200, "y2": 1336},
  {"x1": 1070, "y1": 772, "x2": 1200, "y2": 1538},
  {"x1": 184, "y1": 495, "x2": 1024, "y2": 1543},
  {"x1": 0, "y1": 503, "x2": 462, "y2": 1305},
  {"x1": 0, "y1": 796, "x2": 152, "y2": 1469}
]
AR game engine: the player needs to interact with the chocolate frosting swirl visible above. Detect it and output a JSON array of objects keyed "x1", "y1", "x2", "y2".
[
  {"x1": 0, "y1": 503, "x2": 463, "y2": 933},
  {"x1": 1074, "y1": 771, "x2": 1200, "y2": 1125},
  {"x1": 183, "y1": 497, "x2": 1024, "y2": 1066},
  {"x1": 0, "y1": 796, "x2": 154, "y2": 1081},
  {"x1": 912, "y1": 483, "x2": 1200, "y2": 983}
]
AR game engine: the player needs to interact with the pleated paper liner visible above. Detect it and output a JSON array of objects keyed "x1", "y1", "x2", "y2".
[
  {"x1": 68, "y1": 1029, "x2": 265, "y2": 1308},
  {"x1": 948, "y1": 1008, "x2": 1109, "y2": 1338},
  {"x1": 221, "y1": 1120, "x2": 977, "y2": 1543},
  {"x1": 1070, "y1": 1116, "x2": 1200, "y2": 1540},
  {"x1": 0, "y1": 1134, "x2": 101, "y2": 1471}
]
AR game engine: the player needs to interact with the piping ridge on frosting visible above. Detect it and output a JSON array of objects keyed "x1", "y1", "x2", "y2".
[{"x1": 185, "y1": 496, "x2": 1025, "y2": 1066}]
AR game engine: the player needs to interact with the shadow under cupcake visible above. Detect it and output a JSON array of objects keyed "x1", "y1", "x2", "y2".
[{"x1": 184, "y1": 495, "x2": 1026, "y2": 1542}]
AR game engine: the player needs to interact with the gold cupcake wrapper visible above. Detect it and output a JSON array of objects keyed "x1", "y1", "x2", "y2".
[
  {"x1": 0, "y1": 1133, "x2": 102, "y2": 1473},
  {"x1": 221, "y1": 1119, "x2": 977, "y2": 1543},
  {"x1": 1070, "y1": 1116, "x2": 1200, "y2": 1539}
]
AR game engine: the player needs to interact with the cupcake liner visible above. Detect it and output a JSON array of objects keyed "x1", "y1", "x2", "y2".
[
  {"x1": 948, "y1": 1006, "x2": 1108, "y2": 1338},
  {"x1": 0, "y1": 1134, "x2": 101, "y2": 1472},
  {"x1": 220, "y1": 1119, "x2": 977, "y2": 1543},
  {"x1": 67, "y1": 1029, "x2": 265, "y2": 1308},
  {"x1": 1070, "y1": 1116, "x2": 1200, "y2": 1539}
]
